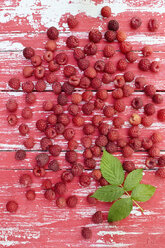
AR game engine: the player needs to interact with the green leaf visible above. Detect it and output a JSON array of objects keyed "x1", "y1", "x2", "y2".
[
  {"x1": 108, "y1": 198, "x2": 133, "y2": 222},
  {"x1": 91, "y1": 185, "x2": 124, "y2": 202},
  {"x1": 131, "y1": 184, "x2": 156, "y2": 202},
  {"x1": 124, "y1": 169, "x2": 143, "y2": 191},
  {"x1": 100, "y1": 150, "x2": 124, "y2": 186}
]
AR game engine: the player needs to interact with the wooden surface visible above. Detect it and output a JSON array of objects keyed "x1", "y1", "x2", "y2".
[{"x1": 0, "y1": 0, "x2": 165, "y2": 247}]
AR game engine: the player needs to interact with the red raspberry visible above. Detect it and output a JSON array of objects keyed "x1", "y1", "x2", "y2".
[
  {"x1": 103, "y1": 44, "x2": 115, "y2": 57},
  {"x1": 36, "y1": 119, "x2": 47, "y2": 132},
  {"x1": 22, "y1": 107, "x2": 33, "y2": 119},
  {"x1": 71, "y1": 93, "x2": 82, "y2": 104},
  {"x1": 87, "y1": 193, "x2": 97, "y2": 204},
  {"x1": 108, "y1": 129, "x2": 119, "y2": 141},
  {"x1": 126, "y1": 51, "x2": 138, "y2": 63},
  {"x1": 95, "y1": 135, "x2": 108, "y2": 147},
  {"x1": 89, "y1": 29, "x2": 102, "y2": 43},
  {"x1": 68, "y1": 140, "x2": 78, "y2": 151},
  {"x1": 91, "y1": 145, "x2": 101, "y2": 157},
  {"x1": 49, "y1": 61, "x2": 60, "y2": 72},
  {"x1": 53, "y1": 104, "x2": 64, "y2": 115},
  {"x1": 43, "y1": 100, "x2": 54, "y2": 111},
  {"x1": 55, "y1": 52, "x2": 68, "y2": 65},
  {"x1": 114, "y1": 75, "x2": 125, "y2": 88},
  {"x1": 91, "y1": 77, "x2": 102, "y2": 89},
  {"x1": 92, "y1": 115, "x2": 103, "y2": 127},
  {"x1": 102, "y1": 73, "x2": 113, "y2": 85},
  {"x1": 142, "y1": 138, "x2": 153, "y2": 150},
  {"x1": 45, "y1": 40, "x2": 57, "y2": 51},
  {"x1": 155, "y1": 168, "x2": 165, "y2": 178},
  {"x1": 54, "y1": 182, "x2": 66, "y2": 195},
  {"x1": 84, "y1": 42, "x2": 97, "y2": 56},
  {"x1": 6, "y1": 201, "x2": 18, "y2": 213},
  {"x1": 8, "y1": 77, "x2": 20, "y2": 90},
  {"x1": 96, "y1": 89, "x2": 108, "y2": 100},
  {"x1": 15, "y1": 150, "x2": 26, "y2": 161},
  {"x1": 139, "y1": 58, "x2": 151, "y2": 71},
  {"x1": 66, "y1": 195, "x2": 78, "y2": 208},
  {"x1": 131, "y1": 97, "x2": 143, "y2": 109},
  {"x1": 84, "y1": 158, "x2": 96, "y2": 169},
  {"x1": 94, "y1": 60, "x2": 105, "y2": 72},
  {"x1": 145, "y1": 157, "x2": 157, "y2": 169},
  {"x1": 151, "y1": 131, "x2": 162, "y2": 144},
  {"x1": 92, "y1": 211, "x2": 103, "y2": 224},
  {"x1": 7, "y1": 114, "x2": 18, "y2": 126},
  {"x1": 82, "y1": 102, "x2": 94, "y2": 115},
  {"x1": 64, "y1": 65, "x2": 76, "y2": 77},
  {"x1": 83, "y1": 124, "x2": 95, "y2": 135},
  {"x1": 117, "y1": 138, "x2": 127, "y2": 148},
  {"x1": 129, "y1": 138, "x2": 142, "y2": 151},
  {"x1": 122, "y1": 146, "x2": 134, "y2": 158},
  {"x1": 77, "y1": 58, "x2": 90, "y2": 71},
  {"x1": 129, "y1": 113, "x2": 141, "y2": 126},
  {"x1": 49, "y1": 145, "x2": 61, "y2": 157},
  {"x1": 104, "y1": 30, "x2": 116, "y2": 42},
  {"x1": 135, "y1": 77, "x2": 146, "y2": 89},
  {"x1": 148, "y1": 146, "x2": 160, "y2": 157},
  {"x1": 22, "y1": 81, "x2": 34, "y2": 93},
  {"x1": 117, "y1": 58, "x2": 128, "y2": 71},
  {"x1": 116, "y1": 30, "x2": 127, "y2": 42},
  {"x1": 123, "y1": 85, "x2": 134, "y2": 97},
  {"x1": 104, "y1": 61, "x2": 116, "y2": 74},
  {"x1": 94, "y1": 98, "x2": 105, "y2": 110},
  {"x1": 68, "y1": 104, "x2": 79, "y2": 116},
  {"x1": 103, "y1": 106, "x2": 114, "y2": 118},
  {"x1": 68, "y1": 75, "x2": 80, "y2": 86},
  {"x1": 91, "y1": 169, "x2": 102, "y2": 181},
  {"x1": 130, "y1": 16, "x2": 142, "y2": 29},
  {"x1": 67, "y1": 15, "x2": 78, "y2": 28},
  {"x1": 46, "y1": 72, "x2": 58, "y2": 85},
  {"x1": 152, "y1": 94, "x2": 163, "y2": 104},
  {"x1": 72, "y1": 115, "x2": 85, "y2": 127},
  {"x1": 25, "y1": 190, "x2": 36, "y2": 201},
  {"x1": 81, "y1": 227, "x2": 92, "y2": 239},
  {"x1": 43, "y1": 51, "x2": 53, "y2": 62},
  {"x1": 6, "y1": 99, "x2": 18, "y2": 112},
  {"x1": 84, "y1": 67, "x2": 97, "y2": 79},
  {"x1": 31, "y1": 55, "x2": 42, "y2": 67},
  {"x1": 44, "y1": 189, "x2": 56, "y2": 201},
  {"x1": 157, "y1": 109, "x2": 165, "y2": 122},
  {"x1": 63, "y1": 128, "x2": 75, "y2": 141},
  {"x1": 34, "y1": 66, "x2": 45, "y2": 79},
  {"x1": 108, "y1": 20, "x2": 119, "y2": 31},
  {"x1": 23, "y1": 47, "x2": 35, "y2": 59},
  {"x1": 57, "y1": 93, "x2": 68, "y2": 106},
  {"x1": 79, "y1": 173, "x2": 91, "y2": 187},
  {"x1": 106, "y1": 141, "x2": 117, "y2": 153},
  {"x1": 61, "y1": 171, "x2": 74, "y2": 183},
  {"x1": 120, "y1": 41, "x2": 132, "y2": 54},
  {"x1": 144, "y1": 103, "x2": 155, "y2": 116},
  {"x1": 123, "y1": 161, "x2": 135, "y2": 172},
  {"x1": 158, "y1": 155, "x2": 165, "y2": 167},
  {"x1": 141, "y1": 115, "x2": 153, "y2": 127},
  {"x1": 23, "y1": 66, "x2": 34, "y2": 78},
  {"x1": 25, "y1": 93, "x2": 36, "y2": 104},
  {"x1": 112, "y1": 88, "x2": 123, "y2": 99},
  {"x1": 101, "y1": 6, "x2": 111, "y2": 17},
  {"x1": 148, "y1": 18, "x2": 159, "y2": 32},
  {"x1": 36, "y1": 153, "x2": 49, "y2": 167},
  {"x1": 40, "y1": 137, "x2": 52, "y2": 151},
  {"x1": 47, "y1": 114, "x2": 57, "y2": 125},
  {"x1": 48, "y1": 159, "x2": 59, "y2": 171},
  {"x1": 113, "y1": 116, "x2": 124, "y2": 128},
  {"x1": 129, "y1": 126, "x2": 141, "y2": 138},
  {"x1": 33, "y1": 167, "x2": 46, "y2": 177},
  {"x1": 65, "y1": 151, "x2": 77, "y2": 163},
  {"x1": 124, "y1": 71, "x2": 135, "y2": 82},
  {"x1": 99, "y1": 123, "x2": 109, "y2": 135},
  {"x1": 73, "y1": 48, "x2": 85, "y2": 60},
  {"x1": 19, "y1": 174, "x2": 32, "y2": 187},
  {"x1": 71, "y1": 163, "x2": 83, "y2": 176},
  {"x1": 79, "y1": 76, "x2": 91, "y2": 89},
  {"x1": 82, "y1": 91, "x2": 93, "y2": 102},
  {"x1": 99, "y1": 177, "x2": 109, "y2": 186},
  {"x1": 63, "y1": 82, "x2": 75, "y2": 95},
  {"x1": 56, "y1": 197, "x2": 66, "y2": 208},
  {"x1": 81, "y1": 136, "x2": 92, "y2": 148},
  {"x1": 150, "y1": 61, "x2": 160, "y2": 73},
  {"x1": 58, "y1": 113, "x2": 70, "y2": 126},
  {"x1": 66, "y1": 35, "x2": 79, "y2": 48},
  {"x1": 19, "y1": 123, "x2": 29, "y2": 136},
  {"x1": 34, "y1": 81, "x2": 46, "y2": 92},
  {"x1": 142, "y1": 45, "x2": 153, "y2": 57},
  {"x1": 114, "y1": 99, "x2": 125, "y2": 112},
  {"x1": 47, "y1": 26, "x2": 59, "y2": 40},
  {"x1": 42, "y1": 179, "x2": 52, "y2": 190}
]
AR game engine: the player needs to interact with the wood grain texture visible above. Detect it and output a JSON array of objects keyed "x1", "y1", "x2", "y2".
[{"x1": 0, "y1": 0, "x2": 165, "y2": 247}]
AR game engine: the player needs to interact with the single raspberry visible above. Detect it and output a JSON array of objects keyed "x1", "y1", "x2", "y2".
[
  {"x1": 7, "y1": 114, "x2": 18, "y2": 126},
  {"x1": 25, "y1": 92, "x2": 36, "y2": 104},
  {"x1": 94, "y1": 98, "x2": 105, "y2": 110},
  {"x1": 43, "y1": 51, "x2": 53, "y2": 62},
  {"x1": 68, "y1": 140, "x2": 78, "y2": 151},
  {"x1": 31, "y1": 55, "x2": 42, "y2": 67},
  {"x1": 35, "y1": 80, "x2": 46, "y2": 92},
  {"x1": 95, "y1": 135, "x2": 108, "y2": 147},
  {"x1": 84, "y1": 67, "x2": 97, "y2": 79},
  {"x1": 129, "y1": 138, "x2": 142, "y2": 151},
  {"x1": 44, "y1": 189, "x2": 56, "y2": 201},
  {"x1": 71, "y1": 93, "x2": 82, "y2": 105},
  {"x1": 135, "y1": 77, "x2": 146, "y2": 89},
  {"x1": 68, "y1": 104, "x2": 79, "y2": 116},
  {"x1": 58, "y1": 113, "x2": 70, "y2": 126},
  {"x1": 43, "y1": 100, "x2": 54, "y2": 111},
  {"x1": 6, "y1": 201, "x2": 18, "y2": 213},
  {"x1": 144, "y1": 103, "x2": 156, "y2": 116},
  {"x1": 87, "y1": 193, "x2": 97, "y2": 204},
  {"x1": 47, "y1": 26, "x2": 59, "y2": 39},
  {"x1": 67, "y1": 15, "x2": 78, "y2": 28},
  {"x1": 141, "y1": 115, "x2": 153, "y2": 127},
  {"x1": 82, "y1": 91, "x2": 93, "y2": 102},
  {"x1": 99, "y1": 123, "x2": 109, "y2": 135},
  {"x1": 46, "y1": 72, "x2": 58, "y2": 85},
  {"x1": 66, "y1": 195, "x2": 78, "y2": 208},
  {"x1": 148, "y1": 18, "x2": 159, "y2": 32},
  {"x1": 42, "y1": 179, "x2": 52, "y2": 190},
  {"x1": 155, "y1": 168, "x2": 165, "y2": 178},
  {"x1": 23, "y1": 66, "x2": 34, "y2": 78},
  {"x1": 131, "y1": 97, "x2": 143, "y2": 109},
  {"x1": 129, "y1": 113, "x2": 141, "y2": 126},
  {"x1": 40, "y1": 137, "x2": 52, "y2": 151},
  {"x1": 106, "y1": 141, "x2": 117, "y2": 153},
  {"x1": 158, "y1": 155, "x2": 165, "y2": 167},
  {"x1": 23, "y1": 47, "x2": 35, "y2": 59},
  {"x1": 45, "y1": 40, "x2": 57, "y2": 51},
  {"x1": 142, "y1": 45, "x2": 153, "y2": 57},
  {"x1": 129, "y1": 126, "x2": 141, "y2": 138},
  {"x1": 84, "y1": 42, "x2": 97, "y2": 56},
  {"x1": 117, "y1": 138, "x2": 127, "y2": 148},
  {"x1": 54, "y1": 182, "x2": 66, "y2": 195},
  {"x1": 8, "y1": 77, "x2": 20, "y2": 90},
  {"x1": 113, "y1": 116, "x2": 124, "y2": 128},
  {"x1": 120, "y1": 41, "x2": 132, "y2": 54},
  {"x1": 152, "y1": 94, "x2": 163, "y2": 104},
  {"x1": 56, "y1": 197, "x2": 66, "y2": 208},
  {"x1": 148, "y1": 146, "x2": 160, "y2": 157},
  {"x1": 22, "y1": 81, "x2": 34, "y2": 93},
  {"x1": 114, "y1": 75, "x2": 125, "y2": 88},
  {"x1": 150, "y1": 61, "x2": 160, "y2": 73},
  {"x1": 92, "y1": 115, "x2": 103, "y2": 127},
  {"x1": 79, "y1": 76, "x2": 91, "y2": 88},
  {"x1": 122, "y1": 146, "x2": 134, "y2": 158},
  {"x1": 81, "y1": 136, "x2": 92, "y2": 148},
  {"x1": 15, "y1": 150, "x2": 26, "y2": 161},
  {"x1": 19, "y1": 174, "x2": 32, "y2": 187},
  {"x1": 103, "y1": 106, "x2": 114, "y2": 118},
  {"x1": 102, "y1": 73, "x2": 113, "y2": 85},
  {"x1": 19, "y1": 123, "x2": 29, "y2": 136},
  {"x1": 73, "y1": 48, "x2": 85, "y2": 60},
  {"x1": 69, "y1": 75, "x2": 80, "y2": 86},
  {"x1": 145, "y1": 157, "x2": 157, "y2": 169},
  {"x1": 124, "y1": 71, "x2": 135, "y2": 82},
  {"x1": 33, "y1": 167, "x2": 46, "y2": 177},
  {"x1": 77, "y1": 58, "x2": 90, "y2": 71},
  {"x1": 83, "y1": 124, "x2": 95, "y2": 135},
  {"x1": 48, "y1": 160, "x2": 59, "y2": 172},
  {"x1": 63, "y1": 128, "x2": 75, "y2": 141},
  {"x1": 103, "y1": 44, "x2": 115, "y2": 57},
  {"x1": 66, "y1": 35, "x2": 79, "y2": 48},
  {"x1": 64, "y1": 65, "x2": 76, "y2": 78},
  {"x1": 157, "y1": 109, "x2": 165, "y2": 122},
  {"x1": 71, "y1": 163, "x2": 83, "y2": 176},
  {"x1": 6, "y1": 99, "x2": 18, "y2": 112},
  {"x1": 123, "y1": 161, "x2": 135, "y2": 172},
  {"x1": 34, "y1": 66, "x2": 45, "y2": 79},
  {"x1": 108, "y1": 129, "x2": 119, "y2": 141},
  {"x1": 116, "y1": 30, "x2": 127, "y2": 42},
  {"x1": 101, "y1": 6, "x2": 111, "y2": 18},
  {"x1": 91, "y1": 145, "x2": 101, "y2": 157},
  {"x1": 55, "y1": 52, "x2": 68, "y2": 65},
  {"x1": 92, "y1": 211, "x2": 103, "y2": 224},
  {"x1": 53, "y1": 104, "x2": 64, "y2": 115},
  {"x1": 104, "y1": 30, "x2": 116, "y2": 42},
  {"x1": 89, "y1": 29, "x2": 102, "y2": 43},
  {"x1": 96, "y1": 89, "x2": 108, "y2": 100},
  {"x1": 117, "y1": 58, "x2": 128, "y2": 71},
  {"x1": 108, "y1": 20, "x2": 119, "y2": 31},
  {"x1": 36, "y1": 153, "x2": 49, "y2": 167},
  {"x1": 139, "y1": 58, "x2": 151, "y2": 71},
  {"x1": 91, "y1": 77, "x2": 102, "y2": 89},
  {"x1": 130, "y1": 16, "x2": 142, "y2": 29},
  {"x1": 49, "y1": 145, "x2": 61, "y2": 157},
  {"x1": 123, "y1": 85, "x2": 134, "y2": 97},
  {"x1": 61, "y1": 171, "x2": 74, "y2": 183},
  {"x1": 46, "y1": 126, "x2": 58, "y2": 138},
  {"x1": 25, "y1": 190, "x2": 36, "y2": 201},
  {"x1": 84, "y1": 158, "x2": 96, "y2": 169},
  {"x1": 57, "y1": 93, "x2": 68, "y2": 106},
  {"x1": 82, "y1": 102, "x2": 94, "y2": 115},
  {"x1": 36, "y1": 119, "x2": 47, "y2": 132},
  {"x1": 79, "y1": 173, "x2": 91, "y2": 187},
  {"x1": 65, "y1": 150, "x2": 77, "y2": 163},
  {"x1": 142, "y1": 138, "x2": 153, "y2": 150},
  {"x1": 126, "y1": 51, "x2": 138, "y2": 63},
  {"x1": 81, "y1": 227, "x2": 92, "y2": 239},
  {"x1": 94, "y1": 60, "x2": 105, "y2": 72},
  {"x1": 47, "y1": 114, "x2": 57, "y2": 125},
  {"x1": 72, "y1": 115, "x2": 85, "y2": 127},
  {"x1": 99, "y1": 177, "x2": 109, "y2": 186},
  {"x1": 22, "y1": 107, "x2": 33, "y2": 119},
  {"x1": 114, "y1": 99, "x2": 125, "y2": 112},
  {"x1": 91, "y1": 169, "x2": 102, "y2": 181},
  {"x1": 104, "y1": 61, "x2": 116, "y2": 74}
]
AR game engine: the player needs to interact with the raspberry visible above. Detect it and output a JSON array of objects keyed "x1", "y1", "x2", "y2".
[
  {"x1": 31, "y1": 55, "x2": 42, "y2": 67},
  {"x1": 49, "y1": 145, "x2": 61, "y2": 157},
  {"x1": 113, "y1": 116, "x2": 124, "y2": 128},
  {"x1": 77, "y1": 58, "x2": 90, "y2": 71},
  {"x1": 84, "y1": 158, "x2": 96, "y2": 169},
  {"x1": 141, "y1": 115, "x2": 153, "y2": 127},
  {"x1": 123, "y1": 85, "x2": 134, "y2": 97},
  {"x1": 104, "y1": 30, "x2": 116, "y2": 42},
  {"x1": 89, "y1": 29, "x2": 102, "y2": 43},
  {"x1": 122, "y1": 146, "x2": 134, "y2": 158},
  {"x1": 15, "y1": 150, "x2": 26, "y2": 161},
  {"x1": 129, "y1": 113, "x2": 141, "y2": 126},
  {"x1": 123, "y1": 161, "x2": 135, "y2": 172},
  {"x1": 69, "y1": 76, "x2": 80, "y2": 87},
  {"x1": 158, "y1": 155, "x2": 165, "y2": 167},
  {"x1": 142, "y1": 138, "x2": 153, "y2": 150},
  {"x1": 23, "y1": 47, "x2": 35, "y2": 59},
  {"x1": 99, "y1": 123, "x2": 109, "y2": 135},
  {"x1": 144, "y1": 103, "x2": 155, "y2": 116},
  {"x1": 71, "y1": 162, "x2": 83, "y2": 176},
  {"x1": 63, "y1": 128, "x2": 75, "y2": 141},
  {"x1": 95, "y1": 135, "x2": 108, "y2": 147},
  {"x1": 129, "y1": 138, "x2": 142, "y2": 151},
  {"x1": 25, "y1": 190, "x2": 36, "y2": 201},
  {"x1": 22, "y1": 81, "x2": 34, "y2": 93},
  {"x1": 114, "y1": 75, "x2": 125, "y2": 88},
  {"x1": 101, "y1": 6, "x2": 111, "y2": 18},
  {"x1": 67, "y1": 195, "x2": 78, "y2": 208},
  {"x1": 6, "y1": 201, "x2": 18, "y2": 213},
  {"x1": 145, "y1": 157, "x2": 157, "y2": 169},
  {"x1": 131, "y1": 97, "x2": 143, "y2": 109},
  {"x1": 114, "y1": 99, "x2": 125, "y2": 112},
  {"x1": 117, "y1": 58, "x2": 128, "y2": 71},
  {"x1": 56, "y1": 197, "x2": 66, "y2": 208},
  {"x1": 44, "y1": 189, "x2": 56, "y2": 201},
  {"x1": 47, "y1": 26, "x2": 59, "y2": 40},
  {"x1": 103, "y1": 44, "x2": 115, "y2": 57},
  {"x1": 36, "y1": 119, "x2": 47, "y2": 132},
  {"x1": 19, "y1": 123, "x2": 29, "y2": 136},
  {"x1": 91, "y1": 169, "x2": 102, "y2": 181},
  {"x1": 91, "y1": 77, "x2": 102, "y2": 89},
  {"x1": 8, "y1": 77, "x2": 20, "y2": 90},
  {"x1": 22, "y1": 107, "x2": 33, "y2": 119},
  {"x1": 87, "y1": 193, "x2": 97, "y2": 204},
  {"x1": 157, "y1": 109, "x2": 165, "y2": 122},
  {"x1": 84, "y1": 67, "x2": 97, "y2": 79},
  {"x1": 108, "y1": 129, "x2": 119, "y2": 141},
  {"x1": 115, "y1": 30, "x2": 126, "y2": 44},
  {"x1": 92, "y1": 115, "x2": 103, "y2": 127},
  {"x1": 61, "y1": 171, "x2": 74, "y2": 183},
  {"x1": 72, "y1": 115, "x2": 85, "y2": 127},
  {"x1": 55, "y1": 52, "x2": 68, "y2": 65},
  {"x1": 155, "y1": 168, "x2": 165, "y2": 178},
  {"x1": 81, "y1": 227, "x2": 92, "y2": 239},
  {"x1": 73, "y1": 48, "x2": 85, "y2": 60},
  {"x1": 91, "y1": 145, "x2": 101, "y2": 157},
  {"x1": 58, "y1": 113, "x2": 70, "y2": 126},
  {"x1": 63, "y1": 65, "x2": 76, "y2": 78},
  {"x1": 43, "y1": 51, "x2": 53, "y2": 62},
  {"x1": 82, "y1": 91, "x2": 93, "y2": 102},
  {"x1": 148, "y1": 146, "x2": 160, "y2": 157},
  {"x1": 104, "y1": 61, "x2": 116, "y2": 74},
  {"x1": 124, "y1": 71, "x2": 135, "y2": 82},
  {"x1": 23, "y1": 66, "x2": 34, "y2": 78},
  {"x1": 53, "y1": 104, "x2": 64, "y2": 115},
  {"x1": 57, "y1": 93, "x2": 68, "y2": 106},
  {"x1": 130, "y1": 16, "x2": 142, "y2": 29},
  {"x1": 99, "y1": 177, "x2": 109, "y2": 186},
  {"x1": 19, "y1": 174, "x2": 32, "y2": 187},
  {"x1": 148, "y1": 18, "x2": 159, "y2": 32},
  {"x1": 79, "y1": 173, "x2": 91, "y2": 187},
  {"x1": 48, "y1": 159, "x2": 59, "y2": 172},
  {"x1": 117, "y1": 138, "x2": 127, "y2": 148},
  {"x1": 96, "y1": 89, "x2": 108, "y2": 100},
  {"x1": 83, "y1": 124, "x2": 95, "y2": 135},
  {"x1": 45, "y1": 40, "x2": 57, "y2": 51},
  {"x1": 6, "y1": 99, "x2": 18, "y2": 112},
  {"x1": 47, "y1": 114, "x2": 57, "y2": 125},
  {"x1": 46, "y1": 72, "x2": 58, "y2": 85},
  {"x1": 103, "y1": 106, "x2": 114, "y2": 118},
  {"x1": 45, "y1": 126, "x2": 56, "y2": 140},
  {"x1": 54, "y1": 182, "x2": 66, "y2": 195},
  {"x1": 126, "y1": 51, "x2": 138, "y2": 63},
  {"x1": 84, "y1": 42, "x2": 97, "y2": 56},
  {"x1": 68, "y1": 104, "x2": 79, "y2": 116},
  {"x1": 120, "y1": 41, "x2": 132, "y2": 54},
  {"x1": 40, "y1": 137, "x2": 52, "y2": 151},
  {"x1": 66, "y1": 35, "x2": 79, "y2": 48},
  {"x1": 106, "y1": 142, "x2": 117, "y2": 153},
  {"x1": 81, "y1": 136, "x2": 92, "y2": 148},
  {"x1": 67, "y1": 15, "x2": 78, "y2": 28},
  {"x1": 142, "y1": 45, "x2": 153, "y2": 57},
  {"x1": 36, "y1": 153, "x2": 49, "y2": 167},
  {"x1": 34, "y1": 66, "x2": 45, "y2": 79},
  {"x1": 68, "y1": 140, "x2": 78, "y2": 151},
  {"x1": 102, "y1": 74, "x2": 112, "y2": 85},
  {"x1": 150, "y1": 61, "x2": 160, "y2": 73},
  {"x1": 33, "y1": 167, "x2": 46, "y2": 177},
  {"x1": 65, "y1": 150, "x2": 77, "y2": 163},
  {"x1": 42, "y1": 179, "x2": 52, "y2": 190},
  {"x1": 135, "y1": 77, "x2": 146, "y2": 89},
  {"x1": 94, "y1": 60, "x2": 105, "y2": 72},
  {"x1": 94, "y1": 99, "x2": 105, "y2": 110},
  {"x1": 138, "y1": 58, "x2": 151, "y2": 71},
  {"x1": 25, "y1": 92, "x2": 36, "y2": 104},
  {"x1": 35, "y1": 80, "x2": 46, "y2": 92},
  {"x1": 108, "y1": 20, "x2": 119, "y2": 31},
  {"x1": 7, "y1": 114, "x2": 18, "y2": 126},
  {"x1": 129, "y1": 126, "x2": 141, "y2": 138},
  {"x1": 152, "y1": 94, "x2": 163, "y2": 104},
  {"x1": 82, "y1": 102, "x2": 94, "y2": 115},
  {"x1": 43, "y1": 100, "x2": 54, "y2": 111},
  {"x1": 92, "y1": 211, "x2": 103, "y2": 224},
  {"x1": 79, "y1": 76, "x2": 91, "y2": 88}
]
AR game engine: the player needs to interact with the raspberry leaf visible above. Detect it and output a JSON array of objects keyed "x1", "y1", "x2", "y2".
[
  {"x1": 131, "y1": 184, "x2": 156, "y2": 202},
  {"x1": 91, "y1": 185, "x2": 124, "y2": 202},
  {"x1": 108, "y1": 197, "x2": 133, "y2": 222},
  {"x1": 124, "y1": 169, "x2": 143, "y2": 191},
  {"x1": 101, "y1": 150, "x2": 124, "y2": 185}
]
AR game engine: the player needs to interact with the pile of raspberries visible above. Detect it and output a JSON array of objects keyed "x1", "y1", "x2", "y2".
[{"x1": 5, "y1": 5, "x2": 165, "y2": 239}]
